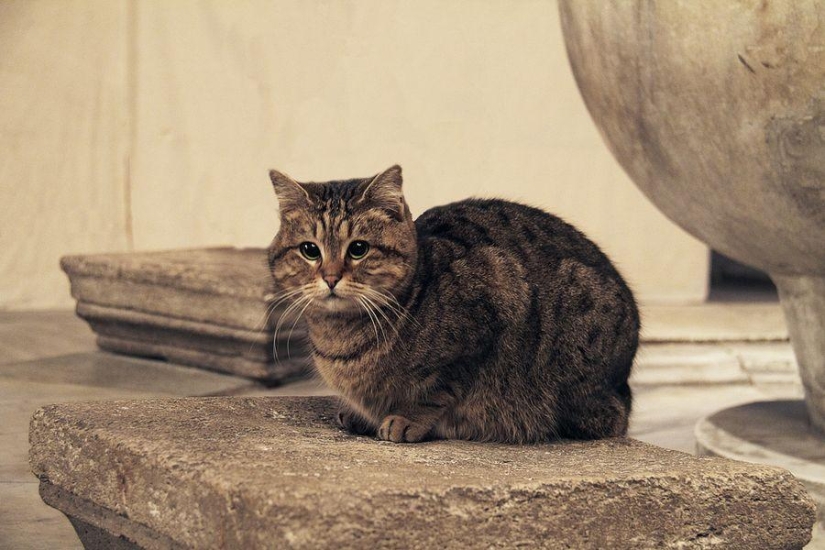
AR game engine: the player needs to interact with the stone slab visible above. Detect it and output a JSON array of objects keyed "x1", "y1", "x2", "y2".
[
  {"x1": 94, "y1": 336, "x2": 308, "y2": 383},
  {"x1": 61, "y1": 248, "x2": 279, "y2": 330},
  {"x1": 30, "y1": 397, "x2": 815, "y2": 549},
  {"x1": 78, "y1": 302, "x2": 309, "y2": 381},
  {"x1": 632, "y1": 343, "x2": 750, "y2": 386},
  {"x1": 632, "y1": 342, "x2": 800, "y2": 388},
  {"x1": 641, "y1": 303, "x2": 789, "y2": 343},
  {"x1": 61, "y1": 247, "x2": 270, "y2": 302},
  {"x1": 61, "y1": 248, "x2": 311, "y2": 382},
  {"x1": 696, "y1": 400, "x2": 825, "y2": 511},
  {"x1": 0, "y1": 345, "x2": 260, "y2": 550}
]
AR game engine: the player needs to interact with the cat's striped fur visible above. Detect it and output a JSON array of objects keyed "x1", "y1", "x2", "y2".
[{"x1": 268, "y1": 165, "x2": 639, "y2": 443}]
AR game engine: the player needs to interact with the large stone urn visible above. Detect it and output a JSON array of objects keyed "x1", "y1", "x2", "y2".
[{"x1": 558, "y1": 2, "x2": 825, "y2": 432}]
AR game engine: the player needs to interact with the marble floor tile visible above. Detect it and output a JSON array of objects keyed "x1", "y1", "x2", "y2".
[
  {"x1": 628, "y1": 384, "x2": 802, "y2": 454},
  {"x1": 0, "y1": 310, "x2": 96, "y2": 365},
  {"x1": 1, "y1": 351, "x2": 255, "y2": 396},
  {"x1": 0, "y1": 482, "x2": 82, "y2": 550},
  {"x1": 641, "y1": 302, "x2": 788, "y2": 342}
]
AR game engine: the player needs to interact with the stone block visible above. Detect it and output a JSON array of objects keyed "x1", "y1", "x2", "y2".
[
  {"x1": 696, "y1": 400, "x2": 825, "y2": 526},
  {"x1": 29, "y1": 396, "x2": 815, "y2": 549},
  {"x1": 60, "y1": 248, "x2": 311, "y2": 382}
]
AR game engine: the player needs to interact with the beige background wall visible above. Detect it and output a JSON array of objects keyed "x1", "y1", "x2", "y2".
[{"x1": 1, "y1": 0, "x2": 708, "y2": 310}]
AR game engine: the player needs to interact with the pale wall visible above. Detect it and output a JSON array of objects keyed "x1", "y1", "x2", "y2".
[
  {"x1": 0, "y1": 1, "x2": 132, "y2": 310},
  {"x1": 0, "y1": 0, "x2": 708, "y2": 310}
]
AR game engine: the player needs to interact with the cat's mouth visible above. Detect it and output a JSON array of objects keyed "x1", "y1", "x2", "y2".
[{"x1": 314, "y1": 291, "x2": 358, "y2": 313}]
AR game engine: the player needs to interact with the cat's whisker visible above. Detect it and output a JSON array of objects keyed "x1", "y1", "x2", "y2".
[
  {"x1": 371, "y1": 294, "x2": 411, "y2": 325},
  {"x1": 265, "y1": 286, "x2": 311, "y2": 312},
  {"x1": 379, "y1": 290, "x2": 416, "y2": 321},
  {"x1": 356, "y1": 297, "x2": 381, "y2": 346},
  {"x1": 349, "y1": 284, "x2": 396, "y2": 319},
  {"x1": 361, "y1": 296, "x2": 388, "y2": 348},
  {"x1": 275, "y1": 296, "x2": 311, "y2": 361},
  {"x1": 286, "y1": 296, "x2": 314, "y2": 359},
  {"x1": 254, "y1": 285, "x2": 314, "y2": 359},
  {"x1": 360, "y1": 286, "x2": 420, "y2": 329},
  {"x1": 273, "y1": 294, "x2": 312, "y2": 363},
  {"x1": 252, "y1": 298, "x2": 279, "y2": 333},
  {"x1": 246, "y1": 288, "x2": 306, "y2": 358},
  {"x1": 364, "y1": 296, "x2": 389, "y2": 348},
  {"x1": 256, "y1": 287, "x2": 306, "y2": 331},
  {"x1": 361, "y1": 294, "x2": 399, "y2": 338},
  {"x1": 261, "y1": 286, "x2": 307, "y2": 314},
  {"x1": 360, "y1": 285, "x2": 407, "y2": 313}
]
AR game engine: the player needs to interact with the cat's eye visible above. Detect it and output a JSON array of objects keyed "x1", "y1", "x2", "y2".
[
  {"x1": 299, "y1": 242, "x2": 321, "y2": 261},
  {"x1": 347, "y1": 240, "x2": 370, "y2": 259}
]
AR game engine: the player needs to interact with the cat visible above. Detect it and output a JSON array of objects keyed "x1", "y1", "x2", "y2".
[{"x1": 267, "y1": 165, "x2": 639, "y2": 444}]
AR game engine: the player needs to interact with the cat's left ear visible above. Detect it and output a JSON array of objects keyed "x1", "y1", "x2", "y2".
[
  {"x1": 269, "y1": 169, "x2": 311, "y2": 210},
  {"x1": 357, "y1": 165, "x2": 405, "y2": 218}
]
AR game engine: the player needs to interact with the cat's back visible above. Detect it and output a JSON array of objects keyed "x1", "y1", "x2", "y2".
[
  {"x1": 415, "y1": 198, "x2": 619, "y2": 277},
  {"x1": 413, "y1": 198, "x2": 639, "y2": 442},
  {"x1": 414, "y1": 198, "x2": 638, "y2": 338}
]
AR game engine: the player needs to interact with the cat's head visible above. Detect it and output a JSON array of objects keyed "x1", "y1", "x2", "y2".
[{"x1": 268, "y1": 165, "x2": 417, "y2": 314}]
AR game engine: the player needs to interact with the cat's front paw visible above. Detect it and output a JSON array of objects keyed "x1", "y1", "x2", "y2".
[
  {"x1": 337, "y1": 408, "x2": 376, "y2": 436},
  {"x1": 377, "y1": 415, "x2": 430, "y2": 443}
]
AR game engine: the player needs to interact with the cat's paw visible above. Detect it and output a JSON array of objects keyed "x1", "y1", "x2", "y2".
[
  {"x1": 337, "y1": 408, "x2": 375, "y2": 436},
  {"x1": 377, "y1": 415, "x2": 429, "y2": 443}
]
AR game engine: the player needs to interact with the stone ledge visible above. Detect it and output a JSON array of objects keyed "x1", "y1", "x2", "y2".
[
  {"x1": 60, "y1": 248, "x2": 271, "y2": 302},
  {"x1": 640, "y1": 303, "x2": 788, "y2": 343},
  {"x1": 61, "y1": 248, "x2": 311, "y2": 382},
  {"x1": 61, "y1": 248, "x2": 278, "y2": 330},
  {"x1": 633, "y1": 342, "x2": 800, "y2": 387},
  {"x1": 78, "y1": 302, "x2": 308, "y2": 381},
  {"x1": 94, "y1": 335, "x2": 308, "y2": 382},
  {"x1": 696, "y1": 400, "x2": 825, "y2": 519},
  {"x1": 29, "y1": 397, "x2": 815, "y2": 549}
]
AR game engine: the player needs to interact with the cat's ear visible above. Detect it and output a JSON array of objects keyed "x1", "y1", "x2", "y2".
[
  {"x1": 357, "y1": 165, "x2": 405, "y2": 218},
  {"x1": 269, "y1": 169, "x2": 311, "y2": 209}
]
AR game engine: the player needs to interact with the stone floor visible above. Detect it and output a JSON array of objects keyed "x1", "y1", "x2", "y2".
[{"x1": 0, "y1": 306, "x2": 814, "y2": 549}]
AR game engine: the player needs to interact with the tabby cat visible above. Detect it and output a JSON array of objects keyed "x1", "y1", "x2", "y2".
[{"x1": 267, "y1": 165, "x2": 639, "y2": 444}]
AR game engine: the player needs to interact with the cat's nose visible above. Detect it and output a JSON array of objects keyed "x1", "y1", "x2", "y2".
[{"x1": 323, "y1": 275, "x2": 341, "y2": 289}]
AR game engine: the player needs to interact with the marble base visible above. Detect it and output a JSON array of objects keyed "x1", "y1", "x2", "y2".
[{"x1": 695, "y1": 400, "x2": 825, "y2": 527}]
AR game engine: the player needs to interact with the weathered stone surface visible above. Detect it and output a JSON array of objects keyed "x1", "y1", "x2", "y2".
[
  {"x1": 774, "y1": 276, "x2": 825, "y2": 435},
  {"x1": 558, "y1": 1, "x2": 825, "y2": 433},
  {"x1": 61, "y1": 248, "x2": 273, "y2": 328},
  {"x1": 30, "y1": 396, "x2": 815, "y2": 549},
  {"x1": 559, "y1": 1, "x2": 825, "y2": 276},
  {"x1": 696, "y1": 400, "x2": 825, "y2": 528},
  {"x1": 61, "y1": 248, "x2": 311, "y2": 382},
  {"x1": 79, "y1": 302, "x2": 308, "y2": 381}
]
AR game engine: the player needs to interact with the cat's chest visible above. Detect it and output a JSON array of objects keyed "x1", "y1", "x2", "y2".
[
  {"x1": 312, "y1": 352, "x2": 395, "y2": 407},
  {"x1": 306, "y1": 316, "x2": 410, "y2": 400},
  {"x1": 314, "y1": 346, "x2": 407, "y2": 397}
]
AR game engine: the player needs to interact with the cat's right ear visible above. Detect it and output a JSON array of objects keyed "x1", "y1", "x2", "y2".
[{"x1": 269, "y1": 169, "x2": 311, "y2": 209}]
